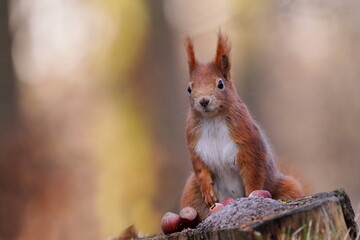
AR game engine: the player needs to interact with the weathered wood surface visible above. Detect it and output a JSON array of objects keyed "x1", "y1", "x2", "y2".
[{"x1": 140, "y1": 189, "x2": 358, "y2": 240}]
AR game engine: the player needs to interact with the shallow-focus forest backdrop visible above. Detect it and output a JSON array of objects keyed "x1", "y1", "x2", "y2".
[{"x1": 1, "y1": 0, "x2": 360, "y2": 239}]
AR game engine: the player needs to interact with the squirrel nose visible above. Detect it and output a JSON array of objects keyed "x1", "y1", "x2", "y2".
[{"x1": 199, "y1": 97, "x2": 210, "y2": 107}]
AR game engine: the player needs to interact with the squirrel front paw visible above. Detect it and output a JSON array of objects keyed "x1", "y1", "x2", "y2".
[{"x1": 201, "y1": 185, "x2": 218, "y2": 207}]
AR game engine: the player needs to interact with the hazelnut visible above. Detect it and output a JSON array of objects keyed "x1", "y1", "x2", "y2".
[
  {"x1": 179, "y1": 207, "x2": 200, "y2": 228},
  {"x1": 161, "y1": 212, "x2": 182, "y2": 234},
  {"x1": 221, "y1": 197, "x2": 235, "y2": 206},
  {"x1": 249, "y1": 190, "x2": 272, "y2": 198},
  {"x1": 209, "y1": 203, "x2": 224, "y2": 213}
]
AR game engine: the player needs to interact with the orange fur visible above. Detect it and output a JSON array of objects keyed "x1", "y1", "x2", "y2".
[
  {"x1": 181, "y1": 33, "x2": 303, "y2": 215},
  {"x1": 185, "y1": 36, "x2": 197, "y2": 74},
  {"x1": 180, "y1": 174, "x2": 210, "y2": 220},
  {"x1": 213, "y1": 32, "x2": 231, "y2": 80},
  {"x1": 272, "y1": 176, "x2": 303, "y2": 200}
]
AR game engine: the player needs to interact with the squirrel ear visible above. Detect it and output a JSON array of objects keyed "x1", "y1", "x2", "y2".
[
  {"x1": 214, "y1": 32, "x2": 231, "y2": 80},
  {"x1": 185, "y1": 36, "x2": 197, "y2": 74}
]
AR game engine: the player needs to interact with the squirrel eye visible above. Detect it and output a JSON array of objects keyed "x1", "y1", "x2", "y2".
[
  {"x1": 217, "y1": 79, "x2": 224, "y2": 90},
  {"x1": 187, "y1": 84, "x2": 192, "y2": 94}
]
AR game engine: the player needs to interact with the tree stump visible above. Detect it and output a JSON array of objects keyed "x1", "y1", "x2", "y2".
[{"x1": 141, "y1": 189, "x2": 358, "y2": 240}]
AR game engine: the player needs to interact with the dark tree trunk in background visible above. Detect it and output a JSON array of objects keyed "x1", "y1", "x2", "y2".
[
  {"x1": 0, "y1": 0, "x2": 25, "y2": 239},
  {"x1": 129, "y1": 0, "x2": 188, "y2": 213},
  {"x1": 0, "y1": 0, "x2": 19, "y2": 132}
]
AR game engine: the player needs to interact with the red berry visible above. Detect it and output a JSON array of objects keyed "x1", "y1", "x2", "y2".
[
  {"x1": 179, "y1": 207, "x2": 200, "y2": 228},
  {"x1": 161, "y1": 212, "x2": 182, "y2": 234},
  {"x1": 221, "y1": 197, "x2": 235, "y2": 206},
  {"x1": 249, "y1": 190, "x2": 272, "y2": 198},
  {"x1": 209, "y1": 203, "x2": 224, "y2": 213}
]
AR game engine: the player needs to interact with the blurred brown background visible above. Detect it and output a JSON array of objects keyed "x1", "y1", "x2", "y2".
[{"x1": 1, "y1": 0, "x2": 360, "y2": 239}]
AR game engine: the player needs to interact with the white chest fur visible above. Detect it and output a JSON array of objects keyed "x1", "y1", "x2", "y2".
[{"x1": 195, "y1": 117, "x2": 245, "y2": 201}]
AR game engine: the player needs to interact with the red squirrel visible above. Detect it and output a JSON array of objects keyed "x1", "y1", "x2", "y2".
[{"x1": 180, "y1": 33, "x2": 303, "y2": 220}]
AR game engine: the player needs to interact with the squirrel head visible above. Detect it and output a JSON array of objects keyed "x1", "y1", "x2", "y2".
[{"x1": 185, "y1": 32, "x2": 235, "y2": 117}]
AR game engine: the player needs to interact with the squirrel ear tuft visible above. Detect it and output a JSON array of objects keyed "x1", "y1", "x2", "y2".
[
  {"x1": 185, "y1": 36, "x2": 197, "y2": 74},
  {"x1": 214, "y1": 32, "x2": 231, "y2": 80}
]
